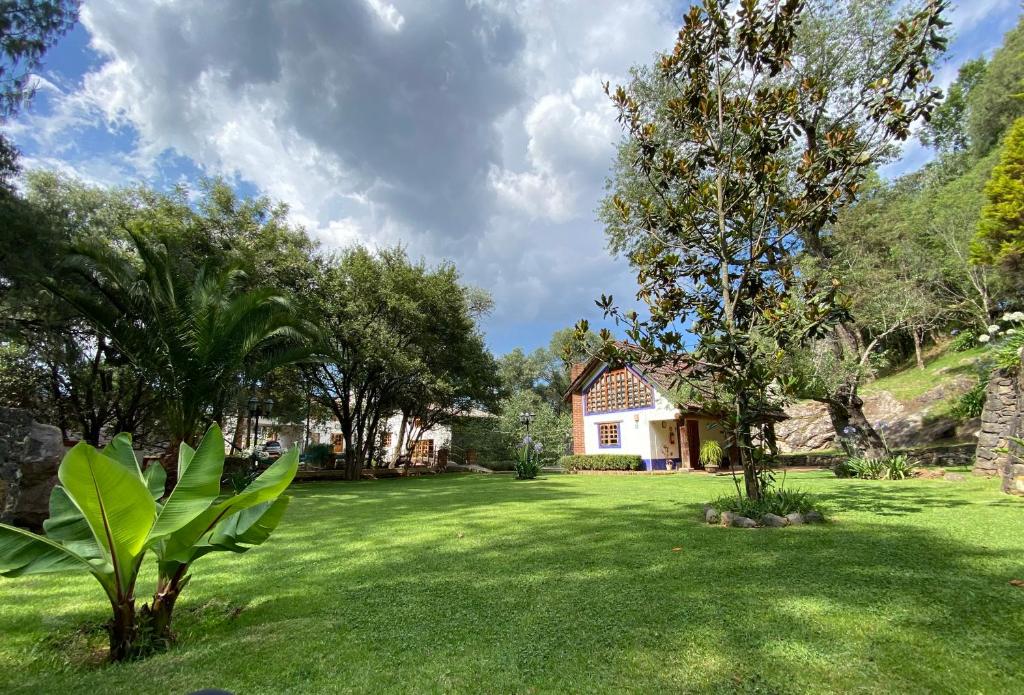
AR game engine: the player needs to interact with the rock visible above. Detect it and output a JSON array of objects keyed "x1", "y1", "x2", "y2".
[
  {"x1": 0, "y1": 408, "x2": 63, "y2": 529},
  {"x1": 943, "y1": 472, "x2": 966, "y2": 482},
  {"x1": 785, "y1": 512, "x2": 804, "y2": 525},
  {"x1": 704, "y1": 506, "x2": 720, "y2": 524},
  {"x1": 1002, "y1": 461, "x2": 1024, "y2": 496},
  {"x1": 761, "y1": 513, "x2": 789, "y2": 527},
  {"x1": 721, "y1": 511, "x2": 756, "y2": 528},
  {"x1": 803, "y1": 510, "x2": 825, "y2": 524}
]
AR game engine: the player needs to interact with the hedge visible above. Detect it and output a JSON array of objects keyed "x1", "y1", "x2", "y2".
[{"x1": 558, "y1": 454, "x2": 644, "y2": 471}]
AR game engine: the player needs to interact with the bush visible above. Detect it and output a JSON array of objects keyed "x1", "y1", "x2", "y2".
[
  {"x1": 950, "y1": 380, "x2": 986, "y2": 419},
  {"x1": 949, "y1": 331, "x2": 978, "y2": 352},
  {"x1": 480, "y1": 460, "x2": 516, "y2": 471},
  {"x1": 558, "y1": 454, "x2": 644, "y2": 471},
  {"x1": 302, "y1": 443, "x2": 333, "y2": 467},
  {"x1": 712, "y1": 487, "x2": 818, "y2": 518},
  {"x1": 836, "y1": 454, "x2": 915, "y2": 480}
]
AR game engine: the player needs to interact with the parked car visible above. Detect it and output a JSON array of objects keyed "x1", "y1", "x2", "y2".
[{"x1": 260, "y1": 440, "x2": 283, "y2": 460}]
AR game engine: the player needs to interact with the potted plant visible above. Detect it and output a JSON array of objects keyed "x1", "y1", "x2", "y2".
[{"x1": 699, "y1": 440, "x2": 723, "y2": 474}]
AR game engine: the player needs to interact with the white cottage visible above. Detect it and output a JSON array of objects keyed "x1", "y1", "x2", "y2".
[{"x1": 563, "y1": 347, "x2": 736, "y2": 471}]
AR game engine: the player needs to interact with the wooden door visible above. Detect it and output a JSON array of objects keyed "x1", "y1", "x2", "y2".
[{"x1": 686, "y1": 419, "x2": 701, "y2": 469}]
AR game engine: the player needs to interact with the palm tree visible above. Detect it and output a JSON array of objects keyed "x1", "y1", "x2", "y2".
[{"x1": 49, "y1": 230, "x2": 313, "y2": 479}]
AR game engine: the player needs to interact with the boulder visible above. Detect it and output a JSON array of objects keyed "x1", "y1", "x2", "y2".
[
  {"x1": 943, "y1": 472, "x2": 966, "y2": 482},
  {"x1": 721, "y1": 511, "x2": 756, "y2": 528},
  {"x1": 1003, "y1": 461, "x2": 1024, "y2": 496},
  {"x1": 704, "y1": 506, "x2": 720, "y2": 524},
  {"x1": 785, "y1": 512, "x2": 804, "y2": 525},
  {"x1": 761, "y1": 513, "x2": 789, "y2": 527},
  {"x1": 0, "y1": 408, "x2": 63, "y2": 529},
  {"x1": 803, "y1": 510, "x2": 825, "y2": 524}
]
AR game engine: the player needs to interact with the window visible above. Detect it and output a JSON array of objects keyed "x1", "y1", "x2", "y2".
[
  {"x1": 598, "y1": 422, "x2": 620, "y2": 448},
  {"x1": 585, "y1": 368, "x2": 653, "y2": 414},
  {"x1": 381, "y1": 432, "x2": 392, "y2": 448},
  {"x1": 331, "y1": 433, "x2": 345, "y2": 454},
  {"x1": 412, "y1": 439, "x2": 434, "y2": 462}
]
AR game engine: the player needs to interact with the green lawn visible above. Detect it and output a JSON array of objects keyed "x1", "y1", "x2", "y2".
[
  {"x1": 861, "y1": 346, "x2": 986, "y2": 402},
  {"x1": 1, "y1": 472, "x2": 1022, "y2": 694}
]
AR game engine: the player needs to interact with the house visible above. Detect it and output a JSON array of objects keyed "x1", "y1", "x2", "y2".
[
  {"x1": 226, "y1": 412, "x2": 452, "y2": 466},
  {"x1": 563, "y1": 347, "x2": 737, "y2": 471}
]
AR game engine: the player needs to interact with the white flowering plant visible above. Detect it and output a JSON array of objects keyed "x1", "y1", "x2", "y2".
[{"x1": 978, "y1": 312, "x2": 1024, "y2": 368}]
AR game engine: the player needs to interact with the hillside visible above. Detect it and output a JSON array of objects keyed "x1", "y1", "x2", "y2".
[{"x1": 778, "y1": 345, "x2": 986, "y2": 453}]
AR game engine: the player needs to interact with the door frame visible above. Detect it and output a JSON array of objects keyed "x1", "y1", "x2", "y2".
[{"x1": 680, "y1": 418, "x2": 702, "y2": 469}]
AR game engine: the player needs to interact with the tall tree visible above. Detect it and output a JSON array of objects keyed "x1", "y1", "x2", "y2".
[
  {"x1": 972, "y1": 116, "x2": 1024, "y2": 281},
  {"x1": 919, "y1": 58, "x2": 987, "y2": 153},
  {"x1": 966, "y1": 16, "x2": 1024, "y2": 156},
  {"x1": 0, "y1": 0, "x2": 79, "y2": 185},
  {"x1": 591, "y1": 0, "x2": 947, "y2": 497}
]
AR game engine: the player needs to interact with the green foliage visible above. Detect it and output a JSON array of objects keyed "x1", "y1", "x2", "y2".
[
  {"x1": 920, "y1": 58, "x2": 987, "y2": 153},
  {"x1": 950, "y1": 380, "x2": 986, "y2": 419},
  {"x1": 0, "y1": 424, "x2": 297, "y2": 661},
  {"x1": 972, "y1": 117, "x2": 1024, "y2": 276},
  {"x1": 591, "y1": 0, "x2": 946, "y2": 500},
  {"x1": 495, "y1": 389, "x2": 570, "y2": 467},
  {"x1": 711, "y1": 487, "x2": 819, "y2": 518},
  {"x1": 514, "y1": 437, "x2": 542, "y2": 480},
  {"x1": 949, "y1": 331, "x2": 978, "y2": 352},
  {"x1": 966, "y1": 16, "x2": 1024, "y2": 155},
  {"x1": 699, "y1": 440, "x2": 724, "y2": 469},
  {"x1": 301, "y1": 443, "x2": 332, "y2": 467},
  {"x1": 836, "y1": 454, "x2": 914, "y2": 480},
  {"x1": 558, "y1": 454, "x2": 643, "y2": 471}
]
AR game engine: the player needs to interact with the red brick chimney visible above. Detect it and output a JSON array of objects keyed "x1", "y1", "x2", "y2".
[{"x1": 570, "y1": 362, "x2": 586, "y2": 454}]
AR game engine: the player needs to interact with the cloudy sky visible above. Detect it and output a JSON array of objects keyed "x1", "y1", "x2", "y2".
[{"x1": 10, "y1": 0, "x2": 1021, "y2": 355}]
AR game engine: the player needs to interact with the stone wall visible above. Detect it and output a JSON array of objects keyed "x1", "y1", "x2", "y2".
[
  {"x1": 0, "y1": 407, "x2": 63, "y2": 529},
  {"x1": 777, "y1": 443, "x2": 976, "y2": 469},
  {"x1": 973, "y1": 366, "x2": 1023, "y2": 491}
]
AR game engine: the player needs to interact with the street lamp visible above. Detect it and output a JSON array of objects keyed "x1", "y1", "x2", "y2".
[
  {"x1": 519, "y1": 411, "x2": 535, "y2": 438},
  {"x1": 246, "y1": 396, "x2": 275, "y2": 448}
]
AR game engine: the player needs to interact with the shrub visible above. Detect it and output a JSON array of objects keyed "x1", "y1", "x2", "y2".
[
  {"x1": 712, "y1": 487, "x2": 818, "y2": 518},
  {"x1": 948, "y1": 331, "x2": 978, "y2": 352},
  {"x1": 559, "y1": 454, "x2": 644, "y2": 471},
  {"x1": 515, "y1": 437, "x2": 542, "y2": 480},
  {"x1": 837, "y1": 454, "x2": 915, "y2": 480},
  {"x1": 950, "y1": 380, "x2": 986, "y2": 419},
  {"x1": 699, "y1": 440, "x2": 724, "y2": 468},
  {"x1": 885, "y1": 454, "x2": 915, "y2": 480},
  {"x1": 302, "y1": 443, "x2": 333, "y2": 467}
]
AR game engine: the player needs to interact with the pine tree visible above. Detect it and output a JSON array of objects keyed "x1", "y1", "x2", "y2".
[{"x1": 972, "y1": 117, "x2": 1024, "y2": 276}]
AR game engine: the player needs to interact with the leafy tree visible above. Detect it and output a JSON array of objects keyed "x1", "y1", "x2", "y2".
[
  {"x1": 50, "y1": 231, "x2": 312, "y2": 479},
  {"x1": 496, "y1": 389, "x2": 570, "y2": 466},
  {"x1": 972, "y1": 116, "x2": 1024, "y2": 279},
  {"x1": 0, "y1": 0, "x2": 79, "y2": 185},
  {"x1": 304, "y1": 247, "x2": 497, "y2": 479},
  {"x1": 496, "y1": 327, "x2": 601, "y2": 412},
  {"x1": 966, "y1": 16, "x2": 1024, "y2": 156},
  {"x1": 591, "y1": 0, "x2": 947, "y2": 497},
  {"x1": 920, "y1": 58, "x2": 987, "y2": 153}
]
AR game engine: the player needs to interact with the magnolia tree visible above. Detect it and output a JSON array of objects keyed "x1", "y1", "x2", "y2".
[{"x1": 584, "y1": 0, "x2": 949, "y2": 499}]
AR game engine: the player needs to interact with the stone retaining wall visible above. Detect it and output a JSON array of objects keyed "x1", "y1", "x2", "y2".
[
  {"x1": 973, "y1": 363, "x2": 1024, "y2": 496},
  {"x1": 778, "y1": 443, "x2": 977, "y2": 470},
  {"x1": 0, "y1": 407, "x2": 63, "y2": 529}
]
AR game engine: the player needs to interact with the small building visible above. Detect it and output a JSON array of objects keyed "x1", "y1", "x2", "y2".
[{"x1": 564, "y1": 348, "x2": 734, "y2": 471}]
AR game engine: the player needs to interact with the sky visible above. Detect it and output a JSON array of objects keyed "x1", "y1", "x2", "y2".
[{"x1": 9, "y1": 0, "x2": 1022, "y2": 356}]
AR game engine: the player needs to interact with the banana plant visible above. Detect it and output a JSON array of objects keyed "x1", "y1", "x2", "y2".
[{"x1": 0, "y1": 424, "x2": 298, "y2": 661}]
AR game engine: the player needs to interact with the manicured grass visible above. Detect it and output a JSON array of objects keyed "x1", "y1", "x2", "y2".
[
  {"x1": 1, "y1": 472, "x2": 1022, "y2": 693},
  {"x1": 862, "y1": 346, "x2": 986, "y2": 402}
]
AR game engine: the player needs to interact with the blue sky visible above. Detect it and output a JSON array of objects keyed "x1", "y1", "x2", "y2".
[{"x1": 10, "y1": 0, "x2": 1021, "y2": 356}]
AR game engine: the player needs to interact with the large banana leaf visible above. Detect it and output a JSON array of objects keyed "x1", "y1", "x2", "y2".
[
  {"x1": 178, "y1": 441, "x2": 196, "y2": 479},
  {"x1": 58, "y1": 443, "x2": 156, "y2": 594},
  {"x1": 43, "y1": 486, "x2": 103, "y2": 560},
  {"x1": 209, "y1": 496, "x2": 291, "y2": 553},
  {"x1": 148, "y1": 425, "x2": 225, "y2": 540},
  {"x1": 102, "y1": 433, "x2": 144, "y2": 479},
  {"x1": 144, "y1": 463, "x2": 167, "y2": 501},
  {"x1": 0, "y1": 524, "x2": 110, "y2": 592},
  {"x1": 158, "y1": 447, "x2": 298, "y2": 565}
]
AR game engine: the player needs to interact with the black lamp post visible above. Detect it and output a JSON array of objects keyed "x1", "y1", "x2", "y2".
[
  {"x1": 519, "y1": 411, "x2": 535, "y2": 438},
  {"x1": 246, "y1": 396, "x2": 275, "y2": 449}
]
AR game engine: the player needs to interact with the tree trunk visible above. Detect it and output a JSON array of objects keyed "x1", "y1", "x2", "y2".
[
  {"x1": 913, "y1": 328, "x2": 925, "y2": 370},
  {"x1": 107, "y1": 598, "x2": 138, "y2": 662},
  {"x1": 825, "y1": 393, "x2": 888, "y2": 459},
  {"x1": 343, "y1": 448, "x2": 360, "y2": 481},
  {"x1": 735, "y1": 397, "x2": 761, "y2": 500},
  {"x1": 160, "y1": 436, "x2": 183, "y2": 496},
  {"x1": 144, "y1": 568, "x2": 187, "y2": 647}
]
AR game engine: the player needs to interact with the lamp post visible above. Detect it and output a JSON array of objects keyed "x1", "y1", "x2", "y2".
[
  {"x1": 246, "y1": 396, "x2": 275, "y2": 449},
  {"x1": 519, "y1": 411, "x2": 535, "y2": 439}
]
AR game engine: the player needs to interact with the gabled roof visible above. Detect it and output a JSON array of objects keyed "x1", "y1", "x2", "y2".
[{"x1": 563, "y1": 342, "x2": 691, "y2": 402}]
